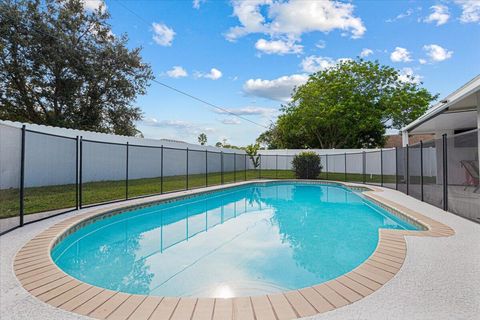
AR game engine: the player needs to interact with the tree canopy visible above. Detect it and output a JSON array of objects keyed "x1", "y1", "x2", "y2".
[
  {"x1": 258, "y1": 59, "x2": 437, "y2": 149},
  {"x1": 0, "y1": 0, "x2": 153, "y2": 136}
]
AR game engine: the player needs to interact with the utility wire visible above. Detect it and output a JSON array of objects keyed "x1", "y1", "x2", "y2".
[{"x1": 0, "y1": 7, "x2": 270, "y2": 130}]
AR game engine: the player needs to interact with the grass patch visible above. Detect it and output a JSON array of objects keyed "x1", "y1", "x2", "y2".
[{"x1": 0, "y1": 169, "x2": 399, "y2": 219}]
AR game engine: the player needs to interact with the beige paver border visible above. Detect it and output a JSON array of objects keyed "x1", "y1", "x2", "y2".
[{"x1": 13, "y1": 180, "x2": 455, "y2": 320}]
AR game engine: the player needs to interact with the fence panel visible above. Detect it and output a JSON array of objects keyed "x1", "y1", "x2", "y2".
[
  {"x1": 235, "y1": 154, "x2": 246, "y2": 181},
  {"x1": 260, "y1": 155, "x2": 277, "y2": 179},
  {"x1": 407, "y1": 143, "x2": 422, "y2": 200},
  {"x1": 382, "y1": 149, "x2": 397, "y2": 189},
  {"x1": 365, "y1": 151, "x2": 382, "y2": 185},
  {"x1": 275, "y1": 155, "x2": 294, "y2": 179},
  {"x1": 207, "y1": 151, "x2": 222, "y2": 186},
  {"x1": 422, "y1": 139, "x2": 444, "y2": 209},
  {"x1": 345, "y1": 153, "x2": 363, "y2": 183},
  {"x1": 223, "y1": 153, "x2": 236, "y2": 183},
  {"x1": 396, "y1": 147, "x2": 407, "y2": 194},
  {"x1": 81, "y1": 140, "x2": 126, "y2": 206},
  {"x1": 447, "y1": 130, "x2": 479, "y2": 222},
  {"x1": 0, "y1": 125, "x2": 22, "y2": 234},
  {"x1": 246, "y1": 155, "x2": 260, "y2": 180},
  {"x1": 23, "y1": 130, "x2": 77, "y2": 222},
  {"x1": 188, "y1": 149, "x2": 207, "y2": 189},
  {"x1": 163, "y1": 147, "x2": 187, "y2": 193},
  {"x1": 128, "y1": 145, "x2": 162, "y2": 198},
  {"x1": 327, "y1": 154, "x2": 346, "y2": 181}
]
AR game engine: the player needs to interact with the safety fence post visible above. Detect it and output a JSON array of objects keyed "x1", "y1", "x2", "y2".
[
  {"x1": 186, "y1": 148, "x2": 189, "y2": 190},
  {"x1": 160, "y1": 145, "x2": 164, "y2": 194},
  {"x1": 420, "y1": 141, "x2": 424, "y2": 201},
  {"x1": 362, "y1": 151, "x2": 366, "y2": 184},
  {"x1": 221, "y1": 151, "x2": 224, "y2": 184},
  {"x1": 406, "y1": 145, "x2": 409, "y2": 195},
  {"x1": 442, "y1": 134, "x2": 448, "y2": 211},
  {"x1": 395, "y1": 147, "x2": 398, "y2": 190},
  {"x1": 19, "y1": 125, "x2": 26, "y2": 226},
  {"x1": 344, "y1": 152, "x2": 347, "y2": 182},
  {"x1": 125, "y1": 142, "x2": 129, "y2": 200},
  {"x1": 79, "y1": 137, "x2": 83, "y2": 208},
  {"x1": 234, "y1": 153, "x2": 236, "y2": 182},
  {"x1": 380, "y1": 149, "x2": 384, "y2": 187},
  {"x1": 205, "y1": 149, "x2": 208, "y2": 187},
  {"x1": 75, "y1": 136, "x2": 79, "y2": 210}
]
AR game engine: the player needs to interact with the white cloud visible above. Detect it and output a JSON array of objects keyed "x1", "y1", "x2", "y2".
[
  {"x1": 424, "y1": 5, "x2": 450, "y2": 26},
  {"x1": 225, "y1": 0, "x2": 365, "y2": 42},
  {"x1": 165, "y1": 66, "x2": 188, "y2": 78},
  {"x1": 316, "y1": 40, "x2": 326, "y2": 49},
  {"x1": 152, "y1": 23, "x2": 175, "y2": 46},
  {"x1": 214, "y1": 106, "x2": 278, "y2": 117},
  {"x1": 398, "y1": 68, "x2": 422, "y2": 84},
  {"x1": 455, "y1": 0, "x2": 480, "y2": 23},
  {"x1": 360, "y1": 48, "x2": 373, "y2": 58},
  {"x1": 142, "y1": 118, "x2": 216, "y2": 134},
  {"x1": 195, "y1": 68, "x2": 223, "y2": 80},
  {"x1": 255, "y1": 38, "x2": 303, "y2": 55},
  {"x1": 423, "y1": 44, "x2": 453, "y2": 62},
  {"x1": 300, "y1": 56, "x2": 335, "y2": 73},
  {"x1": 243, "y1": 74, "x2": 309, "y2": 102},
  {"x1": 81, "y1": 0, "x2": 106, "y2": 12},
  {"x1": 193, "y1": 0, "x2": 205, "y2": 9},
  {"x1": 386, "y1": 8, "x2": 414, "y2": 22},
  {"x1": 390, "y1": 47, "x2": 412, "y2": 62},
  {"x1": 221, "y1": 118, "x2": 241, "y2": 125},
  {"x1": 419, "y1": 58, "x2": 427, "y2": 65}
]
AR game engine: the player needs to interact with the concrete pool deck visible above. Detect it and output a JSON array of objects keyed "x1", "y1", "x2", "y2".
[{"x1": 1, "y1": 181, "x2": 479, "y2": 320}]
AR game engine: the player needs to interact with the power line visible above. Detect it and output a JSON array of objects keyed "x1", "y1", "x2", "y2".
[{"x1": 0, "y1": 7, "x2": 269, "y2": 130}]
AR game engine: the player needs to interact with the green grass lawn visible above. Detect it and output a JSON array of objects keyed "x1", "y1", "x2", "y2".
[{"x1": 0, "y1": 169, "x2": 399, "y2": 219}]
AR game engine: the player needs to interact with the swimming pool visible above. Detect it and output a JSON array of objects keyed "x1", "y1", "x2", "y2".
[{"x1": 51, "y1": 182, "x2": 418, "y2": 298}]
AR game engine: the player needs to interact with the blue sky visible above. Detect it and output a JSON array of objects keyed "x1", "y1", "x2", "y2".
[{"x1": 87, "y1": 0, "x2": 480, "y2": 146}]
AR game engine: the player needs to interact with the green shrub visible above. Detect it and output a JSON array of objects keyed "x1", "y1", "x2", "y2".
[{"x1": 292, "y1": 152, "x2": 322, "y2": 179}]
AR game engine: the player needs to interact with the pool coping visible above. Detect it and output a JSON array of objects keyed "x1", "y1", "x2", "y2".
[{"x1": 12, "y1": 180, "x2": 455, "y2": 320}]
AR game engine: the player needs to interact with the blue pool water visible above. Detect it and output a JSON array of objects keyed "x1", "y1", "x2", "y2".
[{"x1": 52, "y1": 182, "x2": 418, "y2": 298}]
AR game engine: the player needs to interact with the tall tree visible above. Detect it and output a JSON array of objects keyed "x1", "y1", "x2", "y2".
[
  {"x1": 0, "y1": 0, "x2": 153, "y2": 136},
  {"x1": 198, "y1": 133, "x2": 207, "y2": 145},
  {"x1": 259, "y1": 59, "x2": 437, "y2": 149}
]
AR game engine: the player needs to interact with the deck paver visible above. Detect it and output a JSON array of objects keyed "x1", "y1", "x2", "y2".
[
  {"x1": 73, "y1": 290, "x2": 117, "y2": 316},
  {"x1": 107, "y1": 294, "x2": 146, "y2": 320},
  {"x1": 251, "y1": 295, "x2": 276, "y2": 320},
  {"x1": 313, "y1": 284, "x2": 349, "y2": 308},
  {"x1": 191, "y1": 297, "x2": 214, "y2": 320},
  {"x1": 284, "y1": 290, "x2": 317, "y2": 317},
  {"x1": 126, "y1": 296, "x2": 162, "y2": 320},
  {"x1": 148, "y1": 296, "x2": 179, "y2": 320},
  {"x1": 336, "y1": 276, "x2": 373, "y2": 297},
  {"x1": 60, "y1": 287, "x2": 104, "y2": 311},
  {"x1": 298, "y1": 287, "x2": 333, "y2": 314},
  {"x1": 212, "y1": 298, "x2": 233, "y2": 320},
  {"x1": 326, "y1": 280, "x2": 362, "y2": 303},
  {"x1": 233, "y1": 297, "x2": 254, "y2": 320},
  {"x1": 268, "y1": 293, "x2": 297, "y2": 320},
  {"x1": 170, "y1": 297, "x2": 197, "y2": 320},
  {"x1": 89, "y1": 292, "x2": 131, "y2": 319}
]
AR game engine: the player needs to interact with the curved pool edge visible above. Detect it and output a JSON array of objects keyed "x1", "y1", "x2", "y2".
[{"x1": 13, "y1": 180, "x2": 455, "y2": 320}]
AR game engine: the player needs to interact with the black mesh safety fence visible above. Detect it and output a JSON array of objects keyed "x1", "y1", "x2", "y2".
[
  {"x1": 259, "y1": 154, "x2": 277, "y2": 179},
  {"x1": 187, "y1": 149, "x2": 207, "y2": 189},
  {"x1": 246, "y1": 154, "x2": 260, "y2": 180},
  {"x1": 0, "y1": 124, "x2": 22, "y2": 234},
  {"x1": 382, "y1": 149, "x2": 397, "y2": 189},
  {"x1": 223, "y1": 152, "x2": 236, "y2": 183},
  {"x1": 422, "y1": 138, "x2": 444, "y2": 209},
  {"x1": 235, "y1": 153, "x2": 247, "y2": 181},
  {"x1": 408, "y1": 143, "x2": 422, "y2": 200},
  {"x1": 23, "y1": 130, "x2": 78, "y2": 222},
  {"x1": 345, "y1": 152, "x2": 364, "y2": 183},
  {"x1": 365, "y1": 151, "x2": 382, "y2": 186},
  {"x1": 446, "y1": 130, "x2": 479, "y2": 222},
  {"x1": 81, "y1": 139, "x2": 127, "y2": 206},
  {"x1": 163, "y1": 147, "x2": 187, "y2": 193},
  {"x1": 128, "y1": 145, "x2": 162, "y2": 198},
  {"x1": 207, "y1": 151, "x2": 222, "y2": 186},
  {"x1": 3, "y1": 128, "x2": 479, "y2": 236},
  {"x1": 396, "y1": 147, "x2": 407, "y2": 194}
]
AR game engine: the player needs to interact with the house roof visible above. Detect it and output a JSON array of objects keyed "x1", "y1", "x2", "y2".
[{"x1": 401, "y1": 74, "x2": 480, "y2": 134}]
